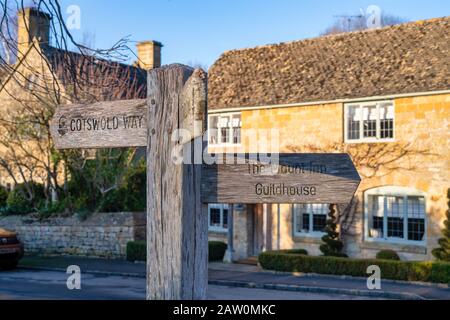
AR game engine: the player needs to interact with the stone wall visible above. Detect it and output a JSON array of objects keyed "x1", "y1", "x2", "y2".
[
  {"x1": 208, "y1": 205, "x2": 253, "y2": 261},
  {"x1": 0, "y1": 212, "x2": 146, "y2": 258}
]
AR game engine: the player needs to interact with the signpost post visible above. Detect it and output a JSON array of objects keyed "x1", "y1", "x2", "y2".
[
  {"x1": 50, "y1": 64, "x2": 361, "y2": 301},
  {"x1": 146, "y1": 65, "x2": 208, "y2": 300}
]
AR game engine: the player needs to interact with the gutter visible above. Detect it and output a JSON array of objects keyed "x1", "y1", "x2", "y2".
[{"x1": 208, "y1": 89, "x2": 450, "y2": 114}]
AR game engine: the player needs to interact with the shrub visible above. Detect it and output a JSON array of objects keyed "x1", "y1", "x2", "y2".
[
  {"x1": 126, "y1": 241, "x2": 146, "y2": 262},
  {"x1": 0, "y1": 185, "x2": 8, "y2": 208},
  {"x1": 258, "y1": 251, "x2": 450, "y2": 283},
  {"x1": 376, "y1": 250, "x2": 401, "y2": 261},
  {"x1": 67, "y1": 154, "x2": 146, "y2": 214},
  {"x1": 120, "y1": 165, "x2": 146, "y2": 212},
  {"x1": 96, "y1": 166, "x2": 146, "y2": 213},
  {"x1": 279, "y1": 249, "x2": 308, "y2": 255},
  {"x1": 37, "y1": 198, "x2": 70, "y2": 218},
  {"x1": 5, "y1": 183, "x2": 45, "y2": 215},
  {"x1": 209, "y1": 241, "x2": 227, "y2": 261},
  {"x1": 432, "y1": 189, "x2": 450, "y2": 261},
  {"x1": 6, "y1": 186, "x2": 32, "y2": 215},
  {"x1": 320, "y1": 204, "x2": 347, "y2": 257}
]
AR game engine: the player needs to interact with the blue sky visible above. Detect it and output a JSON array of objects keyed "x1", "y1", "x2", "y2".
[{"x1": 57, "y1": 0, "x2": 449, "y2": 68}]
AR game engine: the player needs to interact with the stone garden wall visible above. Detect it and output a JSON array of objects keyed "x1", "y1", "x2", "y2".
[{"x1": 0, "y1": 212, "x2": 146, "y2": 258}]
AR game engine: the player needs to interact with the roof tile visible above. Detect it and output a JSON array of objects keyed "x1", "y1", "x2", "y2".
[{"x1": 209, "y1": 17, "x2": 450, "y2": 109}]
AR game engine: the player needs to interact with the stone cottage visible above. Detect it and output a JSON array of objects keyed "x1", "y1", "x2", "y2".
[
  {"x1": 207, "y1": 17, "x2": 450, "y2": 261},
  {"x1": 0, "y1": 7, "x2": 158, "y2": 257},
  {"x1": 0, "y1": 7, "x2": 160, "y2": 190}
]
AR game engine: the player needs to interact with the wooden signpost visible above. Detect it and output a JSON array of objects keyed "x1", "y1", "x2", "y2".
[
  {"x1": 50, "y1": 99, "x2": 147, "y2": 149},
  {"x1": 50, "y1": 63, "x2": 361, "y2": 301},
  {"x1": 146, "y1": 65, "x2": 207, "y2": 300},
  {"x1": 202, "y1": 153, "x2": 360, "y2": 204}
]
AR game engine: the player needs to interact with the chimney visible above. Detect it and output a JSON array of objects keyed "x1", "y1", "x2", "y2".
[
  {"x1": 17, "y1": 8, "x2": 52, "y2": 57},
  {"x1": 136, "y1": 41, "x2": 162, "y2": 70}
]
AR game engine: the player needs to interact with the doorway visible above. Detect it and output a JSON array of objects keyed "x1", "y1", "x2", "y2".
[{"x1": 251, "y1": 204, "x2": 272, "y2": 256}]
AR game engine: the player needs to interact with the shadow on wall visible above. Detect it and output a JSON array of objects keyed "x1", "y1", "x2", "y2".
[
  {"x1": 287, "y1": 142, "x2": 435, "y2": 179},
  {"x1": 285, "y1": 142, "x2": 437, "y2": 236}
]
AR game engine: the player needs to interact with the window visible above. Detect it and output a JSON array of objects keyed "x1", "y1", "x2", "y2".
[
  {"x1": 365, "y1": 186, "x2": 426, "y2": 243},
  {"x1": 208, "y1": 204, "x2": 229, "y2": 232},
  {"x1": 293, "y1": 203, "x2": 329, "y2": 236},
  {"x1": 208, "y1": 113, "x2": 241, "y2": 145},
  {"x1": 345, "y1": 101, "x2": 394, "y2": 142}
]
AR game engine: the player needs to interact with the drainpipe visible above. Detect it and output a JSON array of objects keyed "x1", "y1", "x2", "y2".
[
  {"x1": 277, "y1": 204, "x2": 281, "y2": 251},
  {"x1": 262, "y1": 204, "x2": 268, "y2": 251}
]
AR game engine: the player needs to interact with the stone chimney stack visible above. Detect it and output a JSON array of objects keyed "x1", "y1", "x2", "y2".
[
  {"x1": 136, "y1": 41, "x2": 162, "y2": 70},
  {"x1": 17, "y1": 8, "x2": 52, "y2": 57}
]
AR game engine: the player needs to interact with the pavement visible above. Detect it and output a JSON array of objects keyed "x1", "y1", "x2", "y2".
[
  {"x1": 8, "y1": 255, "x2": 450, "y2": 300},
  {"x1": 208, "y1": 263, "x2": 450, "y2": 300},
  {"x1": 0, "y1": 269, "x2": 378, "y2": 300}
]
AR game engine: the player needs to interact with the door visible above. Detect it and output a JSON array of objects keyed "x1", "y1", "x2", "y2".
[{"x1": 252, "y1": 204, "x2": 271, "y2": 255}]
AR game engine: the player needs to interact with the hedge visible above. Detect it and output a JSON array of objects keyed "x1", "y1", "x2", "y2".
[
  {"x1": 209, "y1": 241, "x2": 227, "y2": 262},
  {"x1": 259, "y1": 251, "x2": 450, "y2": 284},
  {"x1": 126, "y1": 241, "x2": 146, "y2": 262},
  {"x1": 376, "y1": 250, "x2": 401, "y2": 261},
  {"x1": 126, "y1": 241, "x2": 228, "y2": 262},
  {"x1": 277, "y1": 249, "x2": 308, "y2": 255}
]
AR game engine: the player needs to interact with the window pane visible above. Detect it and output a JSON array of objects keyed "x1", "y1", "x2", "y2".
[
  {"x1": 210, "y1": 208, "x2": 221, "y2": 227},
  {"x1": 313, "y1": 215, "x2": 327, "y2": 232},
  {"x1": 379, "y1": 103, "x2": 394, "y2": 139},
  {"x1": 294, "y1": 204, "x2": 309, "y2": 233},
  {"x1": 218, "y1": 116, "x2": 230, "y2": 144},
  {"x1": 387, "y1": 217, "x2": 404, "y2": 238},
  {"x1": 220, "y1": 127, "x2": 230, "y2": 143},
  {"x1": 407, "y1": 196, "x2": 425, "y2": 218},
  {"x1": 363, "y1": 105, "x2": 377, "y2": 138},
  {"x1": 386, "y1": 196, "x2": 404, "y2": 238},
  {"x1": 369, "y1": 195, "x2": 384, "y2": 238},
  {"x1": 311, "y1": 204, "x2": 328, "y2": 232},
  {"x1": 295, "y1": 204, "x2": 328, "y2": 234},
  {"x1": 222, "y1": 207, "x2": 228, "y2": 229},
  {"x1": 372, "y1": 217, "x2": 384, "y2": 238},
  {"x1": 302, "y1": 213, "x2": 310, "y2": 232},
  {"x1": 408, "y1": 218, "x2": 425, "y2": 241},
  {"x1": 407, "y1": 196, "x2": 425, "y2": 241},
  {"x1": 232, "y1": 114, "x2": 241, "y2": 144},
  {"x1": 347, "y1": 106, "x2": 360, "y2": 140},
  {"x1": 209, "y1": 116, "x2": 219, "y2": 144}
]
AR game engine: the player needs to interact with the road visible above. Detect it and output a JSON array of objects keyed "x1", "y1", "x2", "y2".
[{"x1": 0, "y1": 269, "x2": 378, "y2": 300}]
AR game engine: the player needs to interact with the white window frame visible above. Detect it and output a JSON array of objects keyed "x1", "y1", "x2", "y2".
[
  {"x1": 208, "y1": 203, "x2": 229, "y2": 233},
  {"x1": 344, "y1": 100, "x2": 395, "y2": 143},
  {"x1": 364, "y1": 186, "x2": 427, "y2": 245},
  {"x1": 293, "y1": 203, "x2": 328, "y2": 238},
  {"x1": 208, "y1": 112, "x2": 242, "y2": 146}
]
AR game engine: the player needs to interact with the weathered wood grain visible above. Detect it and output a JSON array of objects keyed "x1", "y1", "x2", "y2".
[
  {"x1": 146, "y1": 65, "x2": 207, "y2": 300},
  {"x1": 50, "y1": 99, "x2": 147, "y2": 149},
  {"x1": 201, "y1": 153, "x2": 361, "y2": 204}
]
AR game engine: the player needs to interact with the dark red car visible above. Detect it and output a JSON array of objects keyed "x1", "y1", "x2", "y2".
[{"x1": 0, "y1": 228, "x2": 24, "y2": 269}]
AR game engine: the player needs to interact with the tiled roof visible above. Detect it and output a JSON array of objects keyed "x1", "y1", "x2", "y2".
[
  {"x1": 208, "y1": 17, "x2": 450, "y2": 110},
  {"x1": 40, "y1": 45, "x2": 147, "y2": 101}
]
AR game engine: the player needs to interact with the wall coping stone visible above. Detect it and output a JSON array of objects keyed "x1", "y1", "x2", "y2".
[{"x1": 0, "y1": 212, "x2": 145, "y2": 228}]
